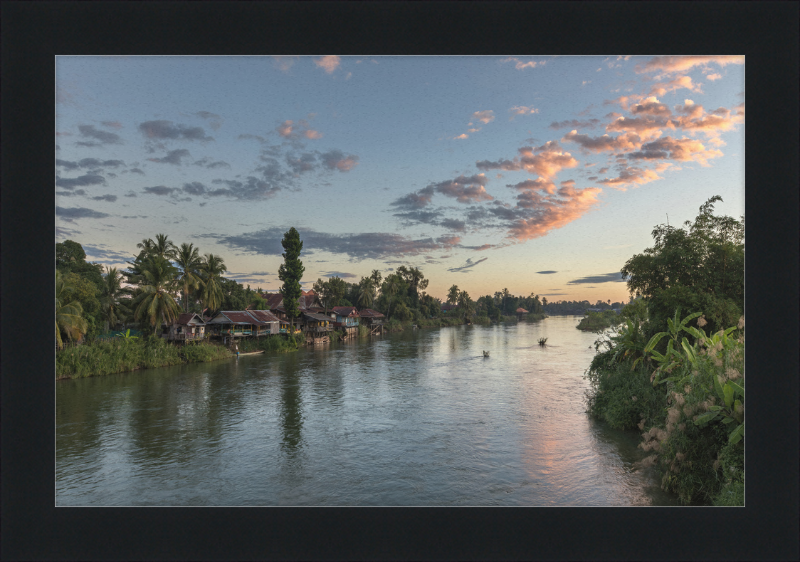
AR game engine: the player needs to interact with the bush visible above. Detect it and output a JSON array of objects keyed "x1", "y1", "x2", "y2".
[{"x1": 577, "y1": 310, "x2": 621, "y2": 332}]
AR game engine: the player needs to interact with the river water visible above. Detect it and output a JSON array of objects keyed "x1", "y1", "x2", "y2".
[{"x1": 56, "y1": 316, "x2": 678, "y2": 506}]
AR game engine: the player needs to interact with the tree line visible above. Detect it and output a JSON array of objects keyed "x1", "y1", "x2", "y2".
[{"x1": 56, "y1": 226, "x2": 554, "y2": 347}]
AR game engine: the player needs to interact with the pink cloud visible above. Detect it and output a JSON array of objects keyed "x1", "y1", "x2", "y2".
[
  {"x1": 314, "y1": 55, "x2": 341, "y2": 74},
  {"x1": 605, "y1": 116, "x2": 667, "y2": 141},
  {"x1": 628, "y1": 136, "x2": 723, "y2": 166},
  {"x1": 501, "y1": 57, "x2": 546, "y2": 70},
  {"x1": 277, "y1": 120, "x2": 294, "y2": 137},
  {"x1": 477, "y1": 145, "x2": 579, "y2": 180},
  {"x1": 507, "y1": 185, "x2": 602, "y2": 241},
  {"x1": 271, "y1": 56, "x2": 299, "y2": 72},
  {"x1": 433, "y1": 174, "x2": 493, "y2": 203},
  {"x1": 508, "y1": 178, "x2": 556, "y2": 194},
  {"x1": 472, "y1": 110, "x2": 495, "y2": 124},
  {"x1": 562, "y1": 130, "x2": 644, "y2": 153},
  {"x1": 509, "y1": 106, "x2": 539, "y2": 119},
  {"x1": 706, "y1": 73, "x2": 723, "y2": 81},
  {"x1": 669, "y1": 104, "x2": 743, "y2": 137},
  {"x1": 636, "y1": 55, "x2": 745, "y2": 75},
  {"x1": 649, "y1": 75, "x2": 703, "y2": 97},
  {"x1": 454, "y1": 133, "x2": 469, "y2": 140},
  {"x1": 304, "y1": 129, "x2": 323, "y2": 140},
  {"x1": 629, "y1": 96, "x2": 672, "y2": 117},
  {"x1": 598, "y1": 166, "x2": 663, "y2": 189}
]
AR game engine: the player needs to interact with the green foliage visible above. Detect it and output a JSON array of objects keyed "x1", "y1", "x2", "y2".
[
  {"x1": 199, "y1": 253, "x2": 227, "y2": 313},
  {"x1": 56, "y1": 337, "x2": 231, "y2": 379},
  {"x1": 237, "y1": 334, "x2": 302, "y2": 353},
  {"x1": 278, "y1": 227, "x2": 304, "y2": 326},
  {"x1": 577, "y1": 310, "x2": 621, "y2": 332},
  {"x1": 131, "y1": 258, "x2": 181, "y2": 335},
  {"x1": 622, "y1": 196, "x2": 743, "y2": 337},
  {"x1": 585, "y1": 363, "x2": 664, "y2": 430},
  {"x1": 56, "y1": 270, "x2": 89, "y2": 348}
]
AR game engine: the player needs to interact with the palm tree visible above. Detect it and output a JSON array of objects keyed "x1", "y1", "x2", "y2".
[
  {"x1": 132, "y1": 259, "x2": 181, "y2": 336},
  {"x1": 174, "y1": 243, "x2": 204, "y2": 312},
  {"x1": 382, "y1": 275, "x2": 401, "y2": 318},
  {"x1": 457, "y1": 289, "x2": 474, "y2": 319},
  {"x1": 199, "y1": 253, "x2": 227, "y2": 313},
  {"x1": 56, "y1": 270, "x2": 88, "y2": 349},
  {"x1": 136, "y1": 237, "x2": 155, "y2": 254},
  {"x1": 447, "y1": 284, "x2": 460, "y2": 305},
  {"x1": 152, "y1": 233, "x2": 177, "y2": 261},
  {"x1": 99, "y1": 266, "x2": 130, "y2": 332},
  {"x1": 357, "y1": 278, "x2": 374, "y2": 309}
]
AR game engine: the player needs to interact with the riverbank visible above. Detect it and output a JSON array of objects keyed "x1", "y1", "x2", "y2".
[
  {"x1": 57, "y1": 315, "x2": 550, "y2": 380},
  {"x1": 577, "y1": 310, "x2": 621, "y2": 332},
  {"x1": 56, "y1": 337, "x2": 233, "y2": 380},
  {"x1": 584, "y1": 316, "x2": 744, "y2": 505}
]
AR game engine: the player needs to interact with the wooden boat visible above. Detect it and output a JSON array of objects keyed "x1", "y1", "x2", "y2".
[{"x1": 235, "y1": 351, "x2": 264, "y2": 357}]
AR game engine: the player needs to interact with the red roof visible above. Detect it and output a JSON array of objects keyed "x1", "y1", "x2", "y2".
[
  {"x1": 516, "y1": 307, "x2": 529, "y2": 313},
  {"x1": 219, "y1": 311, "x2": 261, "y2": 325},
  {"x1": 246, "y1": 310, "x2": 280, "y2": 323}
]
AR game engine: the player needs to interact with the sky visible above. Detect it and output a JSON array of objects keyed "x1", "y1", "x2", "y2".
[{"x1": 55, "y1": 55, "x2": 744, "y2": 303}]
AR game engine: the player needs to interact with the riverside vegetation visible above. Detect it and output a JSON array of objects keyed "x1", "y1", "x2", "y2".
[
  {"x1": 56, "y1": 230, "x2": 547, "y2": 379},
  {"x1": 584, "y1": 197, "x2": 744, "y2": 505}
]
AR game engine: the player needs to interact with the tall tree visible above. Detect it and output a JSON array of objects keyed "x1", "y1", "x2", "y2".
[
  {"x1": 56, "y1": 270, "x2": 88, "y2": 349},
  {"x1": 174, "y1": 243, "x2": 204, "y2": 312},
  {"x1": 312, "y1": 278, "x2": 333, "y2": 314},
  {"x1": 151, "y1": 233, "x2": 178, "y2": 261},
  {"x1": 132, "y1": 259, "x2": 181, "y2": 336},
  {"x1": 199, "y1": 253, "x2": 227, "y2": 313},
  {"x1": 357, "y1": 278, "x2": 375, "y2": 308},
  {"x1": 370, "y1": 270, "x2": 383, "y2": 294},
  {"x1": 457, "y1": 289, "x2": 475, "y2": 320},
  {"x1": 278, "y1": 227, "x2": 305, "y2": 332},
  {"x1": 381, "y1": 274, "x2": 402, "y2": 318},
  {"x1": 447, "y1": 284, "x2": 460, "y2": 305},
  {"x1": 99, "y1": 267, "x2": 129, "y2": 332}
]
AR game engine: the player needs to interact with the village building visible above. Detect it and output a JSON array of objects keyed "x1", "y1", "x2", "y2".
[
  {"x1": 330, "y1": 306, "x2": 360, "y2": 338},
  {"x1": 516, "y1": 307, "x2": 529, "y2": 320},
  {"x1": 244, "y1": 309, "x2": 281, "y2": 335},
  {"x1": 161, "y1": 312, "x2": 206, "y2": 342},
  {"x1": 301, "y1": 311, "x2": 333, "y2": 344},
  {"x1": 358, "y1": 308, "x2": 385, "y2": 335}
]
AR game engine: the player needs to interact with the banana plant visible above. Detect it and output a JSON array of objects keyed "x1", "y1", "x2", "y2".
[
  {"x1": 644, "y1": 310, "x2": 703, "y2": 385},
  {"x1": 694, "y1": 376, "x2": 744, "y2": 444},
  {"x1": 117, "y1": 328, "x2": 139, "y2": 341}
]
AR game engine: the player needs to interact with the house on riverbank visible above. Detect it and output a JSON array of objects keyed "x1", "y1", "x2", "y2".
[
  {"x1": 331, "y1": 306, "x2": 360, "y2": 338},
  {"x1": 161, "y1": 313, "x2": 206, "y2": 342},
  {"x1": 358, "y1": 308, "x2": 385, "y2": 335}
]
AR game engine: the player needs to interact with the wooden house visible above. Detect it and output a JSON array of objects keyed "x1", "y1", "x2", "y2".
[
  {"x1": 330, "y1": 306, "x2": 360, "y2": 338},
  {"x1": 301, "y1": 311, "x2": 333, "y2": 344},
  {"x1": 358, "y1": 308, "x2": 385, "y2": 335},
  {"x1": 205, "y1": 311, "x2": 260, "y2": 341},
  {"x1": 515, "y1": 307, "x2": 529, "y2": 320},
  {"x1": 161, "y1": 313, "x2": 206, "y2": 342},
  {"x1": 245, "y1": 309, "x2": 281, "y2": 335}
]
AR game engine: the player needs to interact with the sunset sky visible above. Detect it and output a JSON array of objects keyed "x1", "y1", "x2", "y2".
[{"x1": 55, "y1": 55, "x2": 744, "y2": 303}]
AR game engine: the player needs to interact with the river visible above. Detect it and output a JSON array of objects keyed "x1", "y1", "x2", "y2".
[{"x1": 56, "y1": 316, "x2": 678, "y2": 506}]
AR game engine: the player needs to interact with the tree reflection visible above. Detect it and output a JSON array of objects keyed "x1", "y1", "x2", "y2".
[{"x1": 279, "y1": 356, "x2": 304, "y2": 457}]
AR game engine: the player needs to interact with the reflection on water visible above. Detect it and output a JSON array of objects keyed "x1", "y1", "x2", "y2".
[{"x1": 56, "y1": 317, "x2": 679, "y2": 506}]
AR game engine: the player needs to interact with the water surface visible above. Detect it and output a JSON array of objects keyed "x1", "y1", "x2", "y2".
[{"x1": 56, "y1": 317, "x2": 678, "y2": 506}]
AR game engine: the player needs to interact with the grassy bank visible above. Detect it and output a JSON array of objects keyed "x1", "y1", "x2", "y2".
[
  {"x1": 577, "y1": 310, "x2": 621, "y2": 332},
  {"x1": 237, "y1": 333, "x2": 305, "y2": 353},
  {"x1": 56, "y1": 337, "x2": 232, "y2": 380},
  {"x1": 585, "y1": 313, "x2": 744, "y2": 505}
]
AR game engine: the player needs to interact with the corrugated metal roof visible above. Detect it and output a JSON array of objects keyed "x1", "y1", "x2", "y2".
[
  {"x1": 332, "y1": 306, "x2": 359, "y2": 317},
  {"x1": 218, "y1": 311, "x2": 259, "y2": 325},
  {"x1": 174, "y1": 313, "x2": 205, "y2": 325},
  {"x1": 302, "y1": 312, "x2": 332, "y2": 322},
  {"x1": 246, "y1": 310, "x2": 280, "y2": 323},
  {"x1": 358, "y1": 308, "x2": 385, "y2": 318}
]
